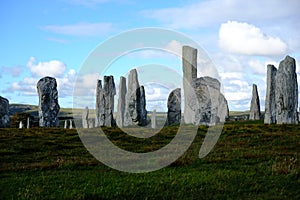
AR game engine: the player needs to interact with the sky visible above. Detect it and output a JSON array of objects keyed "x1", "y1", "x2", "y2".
[{"x1": 1, "y1": 0, "x2": 300, "y2": 112}]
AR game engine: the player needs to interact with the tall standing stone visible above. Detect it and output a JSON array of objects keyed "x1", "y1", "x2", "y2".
[
  {"x1": 82, "y1": 106, "x2": 89, "y2": 128},
  {"x1": 264, "y1": 65, "x2": 277, "y2": 124},
  {"x1": 167, "y1": 88, "x2": 181, "y2": 125},
  {"x1": 182, "y1": 46, "x2": 197, "y2": 124},
  {"x1": 124, "y1": 69, "x2": 147, "y2": 126},
  {"x1": 103, "y1": 76, "x2": 116, "y2": 127},
  {"x1": 37, "y1": 76, "x2": 60, "y2": 127},
  {"x1": 275, "y1": 56, "x2": 298, "y2": 124},
  {"x1": 0, "y1": 96, "x2": 10, "y2": 128},
  {"x1": 249, "y1": 84, "x2": 261, "y2": 120},
  {"x1": 116, "y1": 76, "x2": 127, "y2": 128},
  {"x1": 95, "y1": 80, "x2": 104, "y2": 127},
  {"x1": 151, "y1": 109, "x2": 157, "y2": 129}
]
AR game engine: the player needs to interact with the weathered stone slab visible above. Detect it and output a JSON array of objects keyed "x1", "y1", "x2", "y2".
[
  {"x1": 37, "y1": 76, "x2": 60, "y2": 127},
  {"x1": 116, "y1": 76, "x2": 126, "y2": 128},
  {"x1": 249, "y1": 84, "x2": 261, "y2": 120},
  {"x1": 167, "y1": 88, "x2": 181, "y2": 125},
  {"x1": 264, "y1": 65, "x2": 277, "y2": 124},
  {"x1": 82, "y1": 106, "x2": 89, "y2": 128},
  {"x1": 0, "y1": 96, "x2": 10, "y2": 128}
]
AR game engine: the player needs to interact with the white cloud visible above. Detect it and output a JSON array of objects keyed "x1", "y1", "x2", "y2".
[
  {"x1": 219, "y1": 21, "x2": 287, "y2": 56},
  {"x1": 42, "y1": 22, "x2": 114, "y2": 36},
  {"x1": 27, "y1": 57, "x2": 67, "y2": 78}
]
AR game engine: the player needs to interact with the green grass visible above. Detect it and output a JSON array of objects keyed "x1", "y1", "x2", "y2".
[{"x1": 0, "y1": 124, "x2": 299, "y2": 199}]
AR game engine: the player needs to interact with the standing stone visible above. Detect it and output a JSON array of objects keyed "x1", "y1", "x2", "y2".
[
  {"x1": 0, "y1": 96, "x2": 10, "y2": 128},
  {"x1": 82, "y1": 106, "x2": 89, "y2": 128},
  {"x1": 138, "y1": 86, "x2": 147, "y2": 126},
  {"x1": 264, "y1": 65, "x2": 277, "y2": 124},
  {"x1": 182, "y1": 46, "x2": 197, "y2": 124},
  {"x1": 37, "y1": 76, "x2": 60, "y2": 127},
  {"x1": 69, "y1": 119, "x2": 73, "y2": 129},
  {"x1": 194, "y1": 77, "x2": 229, "y2": 125},
  {"x1": 116, "y1": 76, "x2": 127, "y2": 128},
  {"x1": 124, "y1": 69, "x2": 147, "y2": 126},
  {"x1": 249, "y1": 84, "x2": 261, "y2": 120},
  {"x1": 275, "y1": 56, "x2": 298, "y2": 124},
  {"x1": 26, "y1": 117, "x2": 30, "y2": 129},
  {"x1": 95, "y1": 80, "x2": 104, "y2": 127},
  {"x1": 167, "y1": 88, "x2": 181, "y2": 125},
  {"x1": 151, "y1": 109, "x2": 157, "y2": 129},
  {"x1": 64, "y1": 120, "x2": 68, "y2": 129},
  {"x1": 19, "y1": 121, "x2": 23, "y2": 129},
  {"x1": 103, "y1": 76, "x2": 116, "y2": 127}
]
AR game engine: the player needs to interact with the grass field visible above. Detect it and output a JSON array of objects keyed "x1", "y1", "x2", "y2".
[{"x1": 0, "y1": 123, "x2": 299, "y2": 199}]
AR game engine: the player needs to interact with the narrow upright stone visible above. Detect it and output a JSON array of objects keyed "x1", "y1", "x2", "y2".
[
  {"x1": 167, "y1": 88, "x2": 181, "y2": 125},
  {"x1": 82, "y1": 106, "x2": 89, "y2": 128},
  {"x1": 37, "y1": 76, "x2": 60, "y2": 127},
  {"x1": 151, "y1": 109, "x2": 157, "y2": 129},
  {"x1": 182, "y1": 46, "x2": 197, "y2": 124},
  {"x1": 0, "y1": 96, "x2": 9, "y2": 128},
  {"x1": 275, "y1": 56, "x2": 298, "y2": 124},
  {"x1": 26, "y1": 117, "x2": 30, "y2": 129},
  {"x1": 138, "y1": 86, "x2": 147, "y2": 126},
  {"x1": 64, "y1": 120, "x2": 68, "y2": 129},
  {"x1": 249, "y1": 84, "x2": 261, "y2": 120},
  {"x1": 103, "y1": 76, "x2": 116, "y2": 127},
  {"x1": 88, "y1": 119, "x2": 94, "y2": 128},
  {"x1": 69, "y1": 119, "x2": 73, "y2": 129},
  {"x1": 116, "y1": 76, "x2": 127, "y2": 128},
  {"x1": 95, "y1": 80, "x2": 104, "y2": 127},
  {"x1": 264, "y1": 65, "x2": 277, "y2": 124}
]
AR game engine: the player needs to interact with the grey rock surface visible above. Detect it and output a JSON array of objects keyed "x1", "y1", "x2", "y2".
[
  {"x1": 151, "y1": 109, "x2": 156, "y2": 129},
  {"x1": 275, "y1": 55, "x2": 298, "y2": 124},
  {"x1": 95, "y1": 80, "x2": 104, "y2": 127},
  {"x1": 264, "y1": 65, "x2": 277, "y2": 124},
  {"x1": 27, "y1": 117, "x2": 30, "y2": 129},
  {"x1": 249, "y1": 84, "x2": 261, "y2": 120},
  {"x1": 64, "y1": 120, "x2": 68, "y2": 129},
  {"x1": 167, "y1": 88, "x2": 181, "y2": 125},
  {"x1": 116, "y1": 76, "x2": 127, "y2": 128},
  {"x1": 124, "y1": 69, "x2": 147, "y2": 126},
  {"x1": 182, "y1": 46, "x2": 197, "y2": 124},
  {"x1": 69, "y1": 119, "x2": 73, "y2": 129},
  {"x1": 0, "y1": 96, "x2": 10, "y2": 128},
  {"x1": 37, "y1": 76, "x2": 60, "y2": 127},
  {"x1": 19, "y1": 121, "x2": 23, "y2": 129},
  {"x1": 82, "y1": 106, "x2": 89, "y2": 128},
  {"x1": 103, "y1": 76, "x2": 116, "y2": 127},
  {"x1": 194, "y1": 77, "x2": 229, "y2": 125}
]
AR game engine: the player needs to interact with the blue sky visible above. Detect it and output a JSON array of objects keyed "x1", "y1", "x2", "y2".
[{"x1": 1, "y1": 0, "x2": 299, "y2": 111}]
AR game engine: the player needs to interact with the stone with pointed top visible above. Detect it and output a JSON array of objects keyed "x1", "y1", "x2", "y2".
[
  {"x1": 116, "y1": 76, "x2": 127, "y2": 128},
  {"x1": 249, "y1": 84, "x2": 261, "y2": 120},
  {"x1": 264, "y1": 64, "x2": 277, "y2": 124},
  {"x1": 167, "y1": 88, "x2": 181, "y2": 125}
]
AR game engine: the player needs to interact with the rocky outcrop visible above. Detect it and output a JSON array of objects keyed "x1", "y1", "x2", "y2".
[
  {"x1": 124, "y1": 69, "x2": 147, "y2": 126},
  {"x1": 264, "y1": 65, "x2": 277, "y2": 124},
  {"x1": 37, "y1": 76, "x2": 60, "y2": 127},
  {"x1": 275, "y1": 56, "x2": 298, "y2": 124},
  {"x1": 194, "y1": 77, "x2": 229, "y2": 125},
  {"x1": 249, "y1": 84, "x2": 261, "y2": 120},
  {"x1": 167, "y1": 88, "x2": 181, "y2": 125},
  {"x1": 116, "y1": 76, "x2": 127, "y2": 128},
  {"x1": 0, "y1": 96, "x2": 10, "y2": 128}
]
